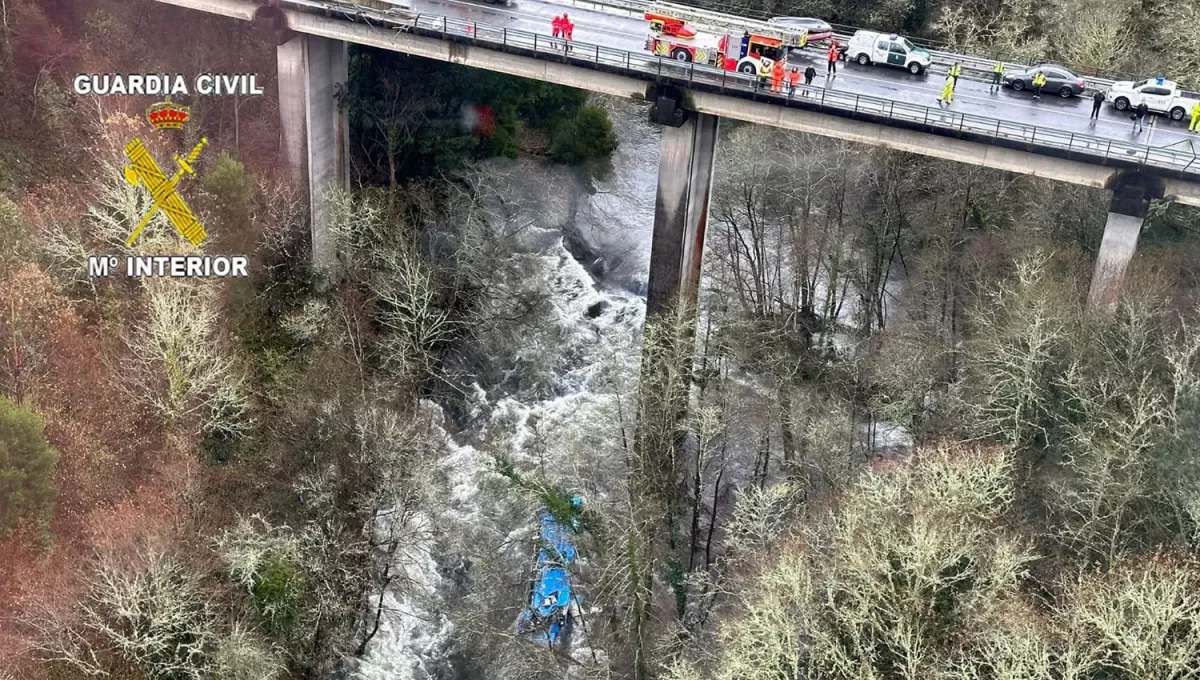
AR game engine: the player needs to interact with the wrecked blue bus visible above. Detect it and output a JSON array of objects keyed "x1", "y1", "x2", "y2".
[{"x1": 514, "y1": 496, "x2": 583, "y2": 648}]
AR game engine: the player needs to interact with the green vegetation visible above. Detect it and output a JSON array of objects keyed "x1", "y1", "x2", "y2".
[
  {"x1": 494, "y1": 452, "x2": 588, "y2": 533},
  {"x1": 8, "y1": 0, "x2": 1200, "y2": 679},
  {"x1": 203, "y1": 151, "x2": 256, "y2": 230},
  {"x1": 550, "y1": 105, "x2": 619, "y2": 165},
  {"x1": 251, "y1": 554, "x2": 304, "y2": 633},
  {"x1": 0, "y1": 195, "x2": 29, "y2": 274},
  {"x1": 0, "y1": 395, "x2": 58, "y2": 536},
  {"x1": 343, "y1": 49, "x2": 616, "y2": 185}
]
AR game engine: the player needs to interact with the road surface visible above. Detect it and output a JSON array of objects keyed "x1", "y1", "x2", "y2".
[{"x1": 402, "y1": 0, "x2": 1200, "y2": 157}]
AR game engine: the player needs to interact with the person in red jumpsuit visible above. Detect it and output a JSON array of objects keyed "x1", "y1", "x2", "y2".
[
  {"x1": 563, "y1": 13, "x2": 573, "y2": 40},
  {"x1": 552, "y1": 14, "x2": 562, "y2": 38}
]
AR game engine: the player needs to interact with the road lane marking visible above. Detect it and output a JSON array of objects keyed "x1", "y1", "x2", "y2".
[{"x1": 412, "y1": 0, "x2": 1200, "y2": 153}]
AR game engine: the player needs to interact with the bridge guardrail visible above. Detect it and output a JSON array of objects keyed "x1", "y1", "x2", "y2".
[
  {"x1": 317, "y1": 0, "x2": 1200, "y2": 177},
  {"x1": 617, "y1": 0, "x2": 1180, "y2": 88},
  {"x1": 444, "y1": 0, "x2": 1145, "y2": 91}
]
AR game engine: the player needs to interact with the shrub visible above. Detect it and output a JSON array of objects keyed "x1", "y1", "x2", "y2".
[
  {"x1": 0, "y1": 395, "x2": 59, "y2": 535},
  {"x1": 0, "y1": 195, "x2": 29, "y2": 273},
  {"x1": 549, "y1": 105, "x2": 618, "y2": 164},
  {"x1": 203, "y1": 151, "x2": 255, "y2": 227},
  {"x1": 251, "y1": 554, "x2": 304, "y2": 633}
]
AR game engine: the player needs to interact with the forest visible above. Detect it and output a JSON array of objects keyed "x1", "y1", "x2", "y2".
[{"x1": 1, "y1": 0, "x2": 1199, "y2": 678}]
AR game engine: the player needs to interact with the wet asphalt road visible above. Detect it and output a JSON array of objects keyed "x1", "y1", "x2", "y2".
[{"x1": 401, "y1": 0, "x2": 1200, "y2": 155}]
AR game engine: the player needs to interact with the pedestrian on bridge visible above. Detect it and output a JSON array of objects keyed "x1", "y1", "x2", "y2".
[
  {"x1": 759, "y1": 58, "x2": 772, "y2": 88},
  {"x1": 1032, "y1": 71, "x2": 1046, "y2": 99},
  {"x1": 949, "y1": 62, "x2": 962, "y2": 91},
  {"x1": 564, "y1": 14, "x2": 574, "y2": 41},
  {"x1": 1090, "y1": 89, "x2": 1105, "y2": 122},
  {"x1": 827, "y1": 42, "x2": 839, "y2": 77},
  {"x1": 772, "y1": 59, "x2": 785, "y2": 93},
  {"x1": 937, "y1": 73, "x2": 955, "y2": 106},
  {"x1": 1133, "y1": 100, "x2": 1148, "y2": 134},
  {"x1": 788, "y1": 66, "x2": 800, "y2": 96},
  {"x1": 804, "y1": 64, "x2": 816, "y2": 94},
  {"x1": 990, "y1": 61, "x2": 1004, "y2": 94},
  {"x1": 1190, "y1": 101, "x2": 1200, "y2": 132},
  {"x1": 552, "y1": 14, "x2": 562, "y2": 38}
]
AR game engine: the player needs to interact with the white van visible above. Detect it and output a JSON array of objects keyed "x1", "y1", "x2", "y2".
[{"x1": 847, "y1": 31, "x2": 932, "y2": 75}]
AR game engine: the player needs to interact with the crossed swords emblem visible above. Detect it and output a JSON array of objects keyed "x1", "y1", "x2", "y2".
[{"x1": 122, "y1": 136, "x2": 209, "y2": 247}]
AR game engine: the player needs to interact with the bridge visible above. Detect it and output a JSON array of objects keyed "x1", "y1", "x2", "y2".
[{"x1": 151, "y1": 0, "x2": 1200, "y2": 310}]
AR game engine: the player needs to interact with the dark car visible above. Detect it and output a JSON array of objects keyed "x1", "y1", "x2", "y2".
[
  {"x1": 1003, "y1": 63, "x2": 1086, "y2": 98},
  {"x1": 767, "y1": 16, "x2": 834, "y2": 42}
]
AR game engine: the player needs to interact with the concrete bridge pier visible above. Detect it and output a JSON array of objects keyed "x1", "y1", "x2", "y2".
[
  {"x1": 645, "y1": 89, "x2": 720, "y2": 317},
  {"x1": 1086, "y1": 172, "x2": 1164, "y2": 311},
  {"x1": 634, "y1": 90, "x2": 720, "y2": 571},
  {"x1": 276, "y1": 31, "x2": 349, "y2": 273}
]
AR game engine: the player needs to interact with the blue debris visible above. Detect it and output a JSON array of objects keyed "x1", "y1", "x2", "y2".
[{"x1": 515, "y1": 496, "x2": 583, "y2": 648}]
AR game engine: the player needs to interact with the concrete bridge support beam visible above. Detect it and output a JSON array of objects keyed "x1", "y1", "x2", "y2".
[
  {"x1": 276, "y1": 32, "x2": 349, "y2": 274},
  {"x1": 645, "y1": 97, "x2": 720, "y2": 317},
  {"x1": 635, "y1": 94, "x2": 721, "y2": 577},
  {"x1": 1086, "y1": 173, "x2": 1163, "y2": 311}
]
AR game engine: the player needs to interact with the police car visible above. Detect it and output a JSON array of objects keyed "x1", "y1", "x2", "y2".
[
  {"x1": 1107, "y1": 76, "x2": 1200, "y2": 121},
  {"x1": 846, "y1": 31, "x2": 932, "y2": 75}
]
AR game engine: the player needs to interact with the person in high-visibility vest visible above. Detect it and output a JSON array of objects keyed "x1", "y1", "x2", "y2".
[
  {"x1": 563, "y1": 14, "x2": 573, "y2": 40},
  {"x1": 949, "y1": 62, "x2": 962, "y2": 91},
  {"x1": 827, "y1": 42, "x2": 839, "y2": 77},
  {"x1": 990, "y1": 62, "x2": 1004, "y2": 94},
  {"x1": 788, "y1": 66, "x2": 801, "y2": 97},
  {"x1": 759, "y1": 58, "x2": 772, "y2": 88},
  {"x1": 552, "y1": 14, "x2": 562, "y2": 38},
  {"x1": 772, "y1": 59, "x2": 785, "y2": 93},
  {"x1": 937, "y1": 73, "x2": 955, "y2": 105},
  {"x1": 1032, "y1": 71, "x2": 1046, "y2": 99},
  {"x1": 1191, "y1": 101, "x2": 1200, "y2": 132}
]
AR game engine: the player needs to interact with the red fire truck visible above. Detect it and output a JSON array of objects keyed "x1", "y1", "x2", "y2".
[
  {"x1": 644, "y1": 12, "x2": 807, "y2": 75},
  {"x1": 643, "y1": 12, "x2": 696, "y2": 38}
]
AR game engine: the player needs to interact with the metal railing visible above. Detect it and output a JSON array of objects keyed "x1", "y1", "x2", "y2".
[
  {"x1": 314, "y1": 0, "x2": 1200, "y2": 177},
  {"x1": 543, "y1": 0, "x2": 1187, "y2": 88},
  {"x1": 436, "y1": 0, "x2": 1180, "y2": 90}
]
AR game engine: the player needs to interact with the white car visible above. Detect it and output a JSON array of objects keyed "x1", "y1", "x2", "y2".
[
  {"x1": 846, "y1": 30, "x2": 932, "y2": 75},
  {"x1": 1108, "y1": 76, "x2": 1200, "y2": 122}
]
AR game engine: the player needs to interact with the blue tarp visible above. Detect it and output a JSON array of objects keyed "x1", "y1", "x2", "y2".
[{"x1": 515, "y1": 496, "x2": 583, "y2": 647}]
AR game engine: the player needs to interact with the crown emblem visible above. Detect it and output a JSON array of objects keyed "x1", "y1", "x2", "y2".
[{"x1": 146, "y1": 97, "x2": 190, "y2": 130}]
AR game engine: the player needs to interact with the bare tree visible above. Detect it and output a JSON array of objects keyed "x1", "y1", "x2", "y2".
[
  {"x1": 123, "y1": 276, "x2": 253, "y2": 438},
  {"x1": 30, "y1": 549, "x2": 215, "y2": 680},
  {"x1": 959, "y1": 253, "x2": 1074, "y2": 450}
]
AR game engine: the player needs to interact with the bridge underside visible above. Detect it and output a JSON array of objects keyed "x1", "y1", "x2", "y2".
[
  {"x1": 150, "y1": 0, "x2": 1181, "y2": 311},
  {"x1": 153, "y1": 0, "x2": 1200, "y2": 207}
]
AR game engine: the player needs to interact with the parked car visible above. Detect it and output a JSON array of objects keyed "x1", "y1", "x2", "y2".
[
  {"x1": 1107, "y1": 76, "x2": 1200, "y2": 121},
  {"x1": 846, "y1": 31, "x2": 931, "y2": 74},
  {"x1": 1004, "y1": 64, "x2": 1086, "y2": 97},
  {"x1": 767, "y1": 16, "x2": 833, "y2": 42}
]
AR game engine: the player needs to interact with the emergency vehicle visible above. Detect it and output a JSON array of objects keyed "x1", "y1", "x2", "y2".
[
  {"x1": 1108, "y1": 76, "x2": 1200, "y2": 121},
  {"x1": 644, "y1": 9, "x2": 807, "y2": 75},
  {"x1": 643, "y1": 12, "x2": 696, "y2": 39},
  {"x1": 847, "y1": 30, "x2": 932, "y2": 75}
]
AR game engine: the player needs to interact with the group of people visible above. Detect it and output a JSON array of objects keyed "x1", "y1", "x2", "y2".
[
  {"x1": 761, "y1": 58, "x2": 818, "y2": 96},
  {"x1": 962, "y1": 61, "x2": 1200, "y2": 137},
  {"x1": 1117, "y1": 94, "x2": 1200, "y2": 135},
  {"x1": 936, "y1": 61, "x2": 963, "y2": 105},
  {"x1": 551, "y1": 13, "x2": 574, "y2": 40},
  {"x1": 640, "y1": 18, "x2": 1200, "y2": 138},
  {"x1": 942, "y1": 62, "x2": 1060, "y2": 107}
]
